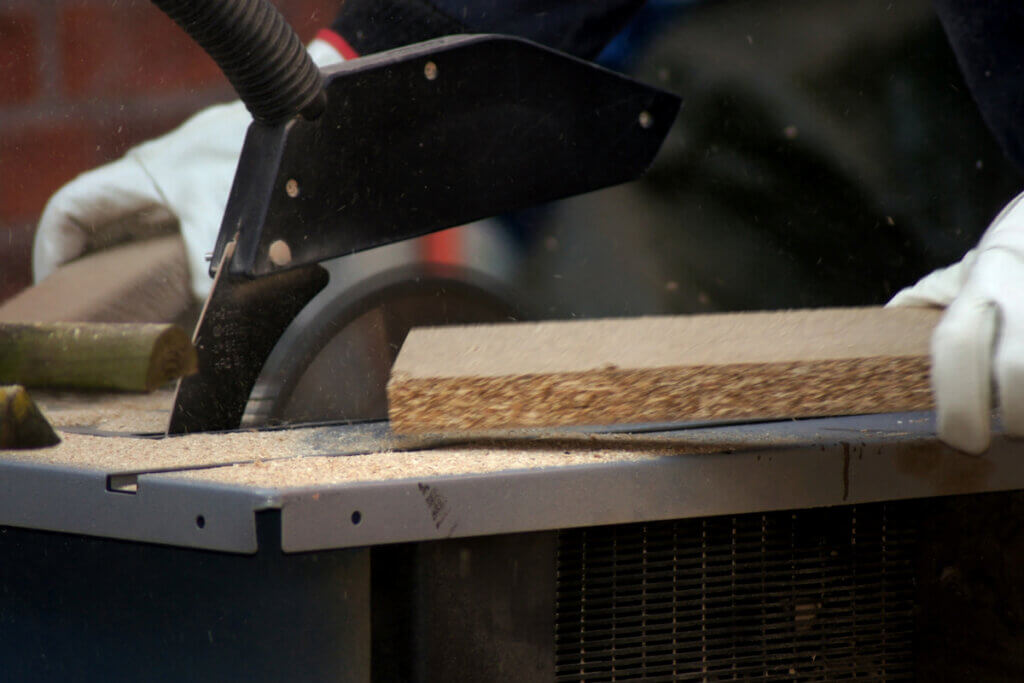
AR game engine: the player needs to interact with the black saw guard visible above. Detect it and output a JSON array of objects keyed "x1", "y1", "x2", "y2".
[{"x1": 168, "y1": 251, "x2": 329, "y2": 434}]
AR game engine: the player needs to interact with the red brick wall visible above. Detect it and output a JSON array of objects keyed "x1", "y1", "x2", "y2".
[{"x1": 0, "y1": 0, "x2": 338, "y2": 303}]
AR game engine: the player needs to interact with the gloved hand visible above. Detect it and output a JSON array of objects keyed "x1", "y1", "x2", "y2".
[
  {"x1": 32, "y1": 38, "x2": 346, "y2": 301},
  {"x1": 889, "y1": 190, "x2": 1024, "y2": 453}
]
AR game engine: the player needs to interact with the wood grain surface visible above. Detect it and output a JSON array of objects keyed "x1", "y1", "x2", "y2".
[
  {"x1": 388, "y1": 306, "x2": 942, "y2": 434},
  {"x1": 0, "y1": 235, "x2": 192, "y2": 324}
]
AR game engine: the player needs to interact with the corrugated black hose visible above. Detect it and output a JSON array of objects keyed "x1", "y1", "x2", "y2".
[{"x1": 148, "y1": 0, "x2": 326, "y2": 124}]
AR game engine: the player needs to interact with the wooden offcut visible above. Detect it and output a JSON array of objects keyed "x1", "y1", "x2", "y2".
[
  {"x1": 0, "y1": 322, "x2": 197, "y2": 392},
  {"x1": 0, "y1": 385, "x2": 60, "y2": 449},
  {"x1": 387, "y1": 306, "x2": 942, "y2": 434},
  {"x1": 0, "y1": 235, "x2": 192, "y2": 324}
]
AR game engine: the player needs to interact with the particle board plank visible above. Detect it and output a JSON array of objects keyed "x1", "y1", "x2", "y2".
[{"x1": 387, "y1": 306, "x2": 942, "y2": 434}]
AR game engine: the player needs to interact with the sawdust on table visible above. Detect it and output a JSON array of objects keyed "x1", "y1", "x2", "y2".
[
  {"x1": 0, "y1": 426, "x2": 677, "y2": 487},
  {"x1": 0, "y1": 428, "x2": 315, "y2": 472},
  {"x1": 158, "y1": 446, "x2": 664, "y2": 489},
  {"x1": 6, "y1": 388, "x2": 801, "y2": 485},
  {"x1": 155, "y1": 424, "x2": 818, "y2": 489},
  {"x1": 32, "y1": 388, "x2": 176, "y2": 433}
]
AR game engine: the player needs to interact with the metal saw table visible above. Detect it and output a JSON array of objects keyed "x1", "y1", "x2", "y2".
[{"x1": 2, "y1": 391, "x2": 1022, "y2": 681}]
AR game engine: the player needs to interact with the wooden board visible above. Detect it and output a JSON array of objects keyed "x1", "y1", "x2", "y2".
[
  {"x1": 0, "y1": 385, "x2": 60, "y2": 449},
  {"x1": 387, "y1": 306, "x2": 942, "y2": 434},
  {"x1": 0, "y1": 235, "x2": 192, "y2": 324},
  {"x1": 0, "y1": 322, "x2": 196, "y2": 392}
]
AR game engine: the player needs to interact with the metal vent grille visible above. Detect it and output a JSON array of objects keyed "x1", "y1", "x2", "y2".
[{"x1": 555, "y1": 504, "x2": 916, "y2": 681}]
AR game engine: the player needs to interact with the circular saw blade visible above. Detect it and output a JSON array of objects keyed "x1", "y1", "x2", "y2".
[{"x1": 243, "y1": 248, "x2": 519, "y2": 427}]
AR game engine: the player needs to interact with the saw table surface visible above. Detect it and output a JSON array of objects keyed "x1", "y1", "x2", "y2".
[{"x1": 1, "y1": 389, "x2": 1021, "y2": 554}]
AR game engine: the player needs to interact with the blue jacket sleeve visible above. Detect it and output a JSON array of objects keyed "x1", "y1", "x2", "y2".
[
  {"x1": 932, "y1": 0, "x2": 1024, "y2": 170},
  {"x1": 330, "y1": 0, "x2": 645, "y2": 60}
]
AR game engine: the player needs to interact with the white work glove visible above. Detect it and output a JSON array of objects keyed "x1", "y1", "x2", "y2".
[
  {"x1": 33, "y1": 38, "x2": 346, "y2": 301},
  {"x1": 888, "y1": 190, "x2": 1024, "y2": 453}
]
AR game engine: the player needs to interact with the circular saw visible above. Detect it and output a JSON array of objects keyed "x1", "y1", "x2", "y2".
[{"x1": 155, "y1": 0, "x2": 680, "y2": 434}]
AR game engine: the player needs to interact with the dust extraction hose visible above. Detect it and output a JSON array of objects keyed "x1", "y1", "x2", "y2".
[{"x1": 148, "y1": 0, "x2": 325, "y2": 124}]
